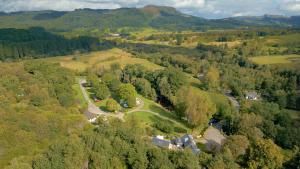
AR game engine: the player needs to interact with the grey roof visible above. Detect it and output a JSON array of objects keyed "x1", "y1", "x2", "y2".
[
  {"x1": 152, "y1": 137, "x2": 171, "y2": 148},
  {"x1": 245, "y1": 91, "x2": 259, "y2": 97},
  {"x1": 171, "y1": 138, "x2": 183, "y2": 146},
  {"x1": 180, "y1": 134, "x2": 201, "y2": 154}
]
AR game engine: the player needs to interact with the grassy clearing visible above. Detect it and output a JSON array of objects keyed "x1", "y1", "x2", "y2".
[
  {"x1": 125, "y1": 94, "x2": 190, "y2": 133},
  {"x1": 126, "y1": 111, "x2": 189, "y2": 135},
  {"x1": 42, "y1": 48, "x2": 162, "y2": 72},
  {"x1": 264, "y1": 34, "x2": 300, "y2": 46},
  {"x1": 72, "y1": 83, "x2": 88, "y2": 109},
  {"x1": 206, "y1": 41, "x2": 241, "y2": 48},
  {"x1": 138, "y1": 95, "x2": 178, "y2": 119},
  {"x1": 250, "y1": 55, "x2": 300, "y2": 65}
]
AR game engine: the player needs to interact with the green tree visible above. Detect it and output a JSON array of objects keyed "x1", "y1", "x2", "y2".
[
  {"x1": 134, "y1": 78, "x2": 157, "y2": 100},
  {"x1": 176, "y1": 34, "x2": 183, "y2": 45},
  {"x1": 106, "y1": 99, "x2": 121, "y2": 112},
  {"x1": 204, "y1": 67, "x2": 220, "y2": 90},
  {"x1": 224, "y1": 135, "x2": 249, "y2": 159},
  {"x1": 157, "y1": 67, "x2": 187, "y2": 103},
  {"x1": 86, "y1": 72, "x2": 99, "y2": 87},
  {"x1": 175, "y1": 87, "x2": 216, "y2": 127},
  {"x1": 93, "y1": 82, "x2": 110, "y2": 100},
  {"x1": 117, "y1": 84, "x2": 137, "y2": 108},
  {"x1": 246, "y1": 139, "x2": 283, "y2": 169}
]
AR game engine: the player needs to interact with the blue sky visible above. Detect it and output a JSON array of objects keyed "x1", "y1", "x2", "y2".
[{"x1": 0, "y1": 0, "x2": 299, "y2": 18}]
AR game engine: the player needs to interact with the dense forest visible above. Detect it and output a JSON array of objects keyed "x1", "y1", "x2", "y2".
[
  {"x1": 0, "y1": 27, "x2": 104, "y2": 60},
  {"x1": 0, "y1": 61, "x2": 87, "y2": 167}
]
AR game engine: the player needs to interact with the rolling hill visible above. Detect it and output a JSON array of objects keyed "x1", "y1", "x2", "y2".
[{"x1": 0, "y1": 5, "x2": 299, "y2": 32}]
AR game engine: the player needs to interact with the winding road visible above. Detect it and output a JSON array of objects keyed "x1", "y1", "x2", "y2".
[
  {"x1": 79, "y1": 78, "x2": 124, "y2": 121},
  {"x1": 78, "y1": 78, "x2": 184, "y2": 126}
]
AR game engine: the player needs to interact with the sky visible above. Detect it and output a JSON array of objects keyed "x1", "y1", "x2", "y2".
[{"x1": 0, "y1": 0, "x2": 299, "y2": 18}]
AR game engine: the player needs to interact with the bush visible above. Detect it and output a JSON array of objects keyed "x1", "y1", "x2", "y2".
[{"x1": 106, "y1": 99, "x2": 121, "y2": 112}]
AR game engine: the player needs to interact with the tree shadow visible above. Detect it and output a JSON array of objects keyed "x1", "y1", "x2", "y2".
[
  {"x1": 149, "y1": 104, "x2": 175, "y2": 119},
  {"x1": 149, "y1": 115, "x2": 187, "y2": 134},
  {"x1": 204, "y1": 139, "x2": 222, "y2": 153}
]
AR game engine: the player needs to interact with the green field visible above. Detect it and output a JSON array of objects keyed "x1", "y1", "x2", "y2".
[
  {"x1": 250, "y1": 55, "x2": 300, "y2": 65},
  {"x1": 126, "y1": 111, "x2": 189, "y2": 135}
]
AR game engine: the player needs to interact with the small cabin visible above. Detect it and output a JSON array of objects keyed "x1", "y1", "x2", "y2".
[{"x1": 245, "y1": 91, "x2": 260, "y2": 100}]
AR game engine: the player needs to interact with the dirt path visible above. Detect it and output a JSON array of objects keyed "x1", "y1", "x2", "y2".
[
  {"x1": 79, "y1": 78, "x2": 124, "y2": 121},
  {"x1": 225, "y1": 93, "x2": 240, "y2": 111},
  {"x1": 79, "y1": 78, "x2": 185, "y2": 126}
]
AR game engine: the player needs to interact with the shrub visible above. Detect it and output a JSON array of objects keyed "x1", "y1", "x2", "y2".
[{"x1": 106, "y1": 99, "x2": 121, "y2": 112}]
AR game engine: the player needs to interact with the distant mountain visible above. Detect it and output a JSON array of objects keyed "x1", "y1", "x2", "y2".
[
  {"x1": 219, "y1": 15, "x2": 300, "y2": 27},
  {"x1": 0, "y1": 5, "x2": 299, "y2": 32}
]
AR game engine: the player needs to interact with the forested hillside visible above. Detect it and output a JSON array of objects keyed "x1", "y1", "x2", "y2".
[
  {"x1": 0, "y1": 6, "x2": 299, "y2": 34},
  {"x1": 0, "y1": 27, "x2": 102, "y2": 60},
  {"x1": 0, "y1": 61, "x2": 87, "y2": 167}
]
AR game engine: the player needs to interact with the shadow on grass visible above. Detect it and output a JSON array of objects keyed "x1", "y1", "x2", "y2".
[
  {"x1": 100, "y1": 106, "x2": 110, "y2": 112},
  {"x1": 148, "y1": 104, "x2": 191, "y2": 128},
  {"x1": 149, "y1": 115, "x2": 188, "y2": 134},
  {"x1": 149, "y1": 104, "x2": 175, "y2": 119}
]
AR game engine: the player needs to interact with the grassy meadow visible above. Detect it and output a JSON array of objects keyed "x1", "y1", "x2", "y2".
[
  {"x1": 42, "y1": 48, "x2": 162, "y2": 72},
  {"x1": 250, "y1": 55, "x2": 300, "y2": 65}
]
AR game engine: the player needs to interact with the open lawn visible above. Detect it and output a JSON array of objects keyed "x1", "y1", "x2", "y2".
[
  {"x1": 126, "y1": 111, "x2": 189, "y2": 135},
  {"x1": 72, "y1": 82, "x2": 88, "y2": 109},
  {"x1": 42, "y1": 48, "x2": 162, "y2": 72},
  {"x1": 125, "y1": 95, "x2": 190, "y2": 134},
  {"x1": 138, "y1": 95, "x2": 178, "y2": 120},
  {"x1": 250, "y1": 55, "x2": 300, "y2": 65}
]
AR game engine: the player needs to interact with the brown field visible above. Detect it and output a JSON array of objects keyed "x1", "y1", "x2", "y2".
[{"x1": 41, "y1": 48, "x2": 163, "y2": 72}]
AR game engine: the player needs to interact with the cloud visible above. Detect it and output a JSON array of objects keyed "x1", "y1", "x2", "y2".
[
  {"x1": 281, "y1": 1, "x2": 300, "y2": 13},
  {"x1": 0, "y1": 0, "x2": 300, "y2": 18},
  {"x1": 0, "y1": 0, "x2": 122, "y2": 12}
]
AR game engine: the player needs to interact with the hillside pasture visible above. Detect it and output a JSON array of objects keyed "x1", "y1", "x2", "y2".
[
  {"x1": 42, "y1": 48, "x2": 162, "y2": 72},
  {"x1": 250, "y1": 55, "x2": 300, "y2": 65}
]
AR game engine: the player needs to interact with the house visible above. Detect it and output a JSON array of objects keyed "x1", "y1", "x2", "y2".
[
  {"x1": 197, "y1": 73, "x2": 205, "y2": 80},
  {"x1": 179, "y1": 134, "x2": 201, "y2": 154},
  {"x1": 153, "y1": 134, "x2": 201, "y2": 154},
  {"x1": 136, "y1": 98, "x2": 141, "y2": 105},
  {"x1": 245, "y1": 91, "x2": 260, "y2": 100},
  {"x1": 120, "y1": 98, "x2": 140, "y2": 108},
  {"x1": 108, "y1": 33, "x2": 120, "y2": 37},
  {"x1": 152, "y1": 136, "x2": 173, "y2": 149},
  {"x1": 171, "y1": 138, "x2": 183, "y2": 148}
]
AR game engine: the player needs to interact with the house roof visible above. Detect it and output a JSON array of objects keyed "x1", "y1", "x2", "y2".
[
  {"x1": 152, "y1": 137, "x2": 171, "y2": 148},
  {"x1": 245, "y1": 91, "x2": 259, "y2": 97},
  {"x1": 180, "y1": 134, "x2": 201, "y2": 154}
]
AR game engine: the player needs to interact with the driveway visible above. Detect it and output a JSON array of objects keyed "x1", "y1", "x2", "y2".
[
  {"x1": 225, "y1": 92, "x2": 240, "y2": 111},
  {"x1": 78, "y1": 78, "x2": 124, "y2": 121}
]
